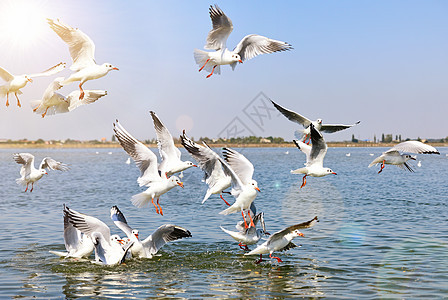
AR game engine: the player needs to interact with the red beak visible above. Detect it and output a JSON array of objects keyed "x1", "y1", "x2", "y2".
[
  {"x1": 255, "y1": 187, "x2": 261, "y2": 192},
  {"x1": 112, "y1": 67, "x2": 119, "y2": 70},
  {"x1": 178, "y1": 182, "x2": 184, "y2": 188},
  {"x1": 238, "y1": 59, "x2": 243, "y2": 63},
  {"x1": 299, "y1": 232, "x2": 305, "y2": 237},
  {"x1": 332, "y1": 172, "x2": 337, "y2": 175},
  {"x1": 28, "y1": 78, "x2": 33, "y2": 83}
]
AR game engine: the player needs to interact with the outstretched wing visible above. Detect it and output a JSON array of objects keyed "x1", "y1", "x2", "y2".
[
  {"x1": 142, "y1": 224, "x2": 192, "y2": 256},
  {"x1": 0, "y1": 66, "x2": 14, "y2": 82},
  {"x1": 39, "y1": 157, "x2": 69, "y2": 171},
  {"x1": 47, "y1": 18, "x2": 96, "y2": 71},
  {"x1": 233, "y1": 34, "x2": 292, "y2": 62},
  {"x1": 150, "y1": 111, "x2": 181, "y2": 173},
  {"x1": 113, "y1": 120, "x2": 161, "y2": 186},
  {"x1": 63, "y1": 204, "x2": 111, "y2": 241},
  {"x1": 270, "y1": 99, "x2": 312, "y2": 128},
  {"x1": 67, "y1": 90, "x2": 107, "y2": 111},
  {"x1": 205, "y1": 4, "x2": 233, "y2": 50},
  {"x1": 267, "y1": 216, "x2": 318, "y2": 246},
  {"x1": 320, "y1": 121, "x2": 360, "y2": 133},
  {"x1": 28, "y1": 62, "x2": 66, "y2": 78},
  {"x1": 222, "y1": 147, "x2": 254, "y2": 185},
  {"x1": 13, "y1": 153, "x2": 35, "y2": 177},
  {"x1": 110, "y1": 206, "x2": 134, "y2": 240},
  {"x1": 308, "y1": 124, "x2": 327, "y2": 167},
  {"x1": 390, "y1": 141, "x2": 440, "y2": 155}
]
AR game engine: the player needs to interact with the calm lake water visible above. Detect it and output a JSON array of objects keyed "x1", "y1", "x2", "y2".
[{"x1": 0, "y1": 146, "x2": 447, "y2": 299}]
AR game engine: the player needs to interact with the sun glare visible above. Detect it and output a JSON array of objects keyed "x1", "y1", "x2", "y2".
[{"x1": 0, "y1": 0, "x2": 48, "y2": 49}]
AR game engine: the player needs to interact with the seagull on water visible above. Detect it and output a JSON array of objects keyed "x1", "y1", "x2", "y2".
[
  {"x1": 245, "y1": 216, "x2": 318, "y2": 264},
  {"x1": 30, "y1": 77, "x2": 107, "y2": 118},
  {"x1": 110, "y1": 205, "x2": 192, "y2": 258},
  {"x1": 180, "y1": 130, "x2": 232, "y2": 205},
  {"x1": 271, "y1": 99, "x2": 360, "y2": 143},
  {"x1": 218, "y1": 148, "x2": 261, "y2": 228},
  {"x1": 63, "y1": 205, "x2": 132, "y2": 265},
  {"x1": 369, "y1": 141, "x2": 439, "y2": 173},
  {"x1": 47, "y1": 18, "x2": 118, "y2": 100},
  {"x1": 113, "y1": 120, "x2": 184, "y2": 216},
  {"x1": 194, "y1": 5, "x2": 292, "y2": 78},
  {"x1": 0, "y1": 62, "x2": 65, "y2": 107},
  {"x1": 13, "y1": 153, "x2": 69, "y2": 192},
  {"x1": 49, "y1": 205, "x2": 95, "y2": 259},
  {"x1": 150, "y1": 111, "x2": 197, "y2": 176},
  {"x1": 221, "y1": 210, "x2": 268, "y2": 251},
  {"x1": 291, "y1": 124, "x2": 336, "y2": 188}
]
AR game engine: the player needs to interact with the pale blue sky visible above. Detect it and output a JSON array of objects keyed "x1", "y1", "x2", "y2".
[{"x1": 0, "y1": 0, "x2": 447, "y2": 141}]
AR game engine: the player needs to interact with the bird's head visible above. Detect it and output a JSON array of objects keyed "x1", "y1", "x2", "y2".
[
  {"x1": 25, "y1": 75, "x2": 33, "y2": 83},
  {"x1": 293, "y1": 229, "x2": 305, "y2": 238},
  {"x1": 185, "y1": 161, "x2": 197, "y2": 168},
  {"x1": 132, "y1": 229, "x2": 139, "y2": 240},
  {"x1": 103, "y1": 63, "x2": 119, "y2": 71},
  {"x1": 231, "y1": 53, "x2": 243, "y2": 63},
  {"x1": 170, "y1": 176, "x2": 184, "y2": 188},
  {"x1": 40, "y1": 169, "x2": 48, "y2": 175},
  {"x1": 404, "y1": 154, "x2": 416, "y2": 161},
  {"x1": 326, "y1": 168, "x2": 337, "y2": 175},
  {"x1": 110, "y1": 234, "x2": 124, "y2": 245},
  {"x1": 316, "y1": 119, "x2": 322, "y2": 124},
  {"x1": 250, "y1": 180, "x2": 260, "y2": 192}
]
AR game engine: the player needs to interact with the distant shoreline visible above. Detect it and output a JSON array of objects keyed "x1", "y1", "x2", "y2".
[{"x1": 1, "y1": 142, "x2": 447, "y2": 149}]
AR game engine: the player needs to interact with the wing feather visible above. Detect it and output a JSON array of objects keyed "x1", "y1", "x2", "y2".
[
  {"x1": 233, "y1": 34, "x2": 292, "y2": 61},
  {"x1": 205, "y1": 5, "x2": 233, "y2": 50},
  {"x1": 271, "y1": 99, "x2": 311, "y2": 127},
  {"x1": 0, "y1": 66, "x2": 14, "y2": 81}
]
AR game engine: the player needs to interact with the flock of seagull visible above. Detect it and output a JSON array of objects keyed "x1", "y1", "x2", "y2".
[{"x1": 6, "y1": 5, "x2": 442, "y2": 265}]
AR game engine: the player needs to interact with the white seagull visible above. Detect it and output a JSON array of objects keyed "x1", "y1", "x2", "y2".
[
  {"x1": 245, "y1": 216, "x2": 318, "y2": 264},
  {"x1": 218, "y1": 148, "x2": 261, "y2": 228},
  {"x1": 49, "y1": 205, "x2": 95, "y2": 259},
  {"x1": 63, "y1": 205, "x2": 132, "y2": 265},
  {"x1": 110, "y1": 205, "x2": 192, "y2": 258},
  {"x1": 291, "y1": 124, "x2": 337, "y2": 188},
  {"x1": 150, "y1": 111, "x2": 197, "y2": 176},
  {"x1": 47, "y1": 18, "x2": 118, "y2": 100},
  {"x1": 0, "y1": 62, "x2": 65, "y2": 107},
  {"x1": 221, "y1": 211, "x2": 268, "y2": 251},
  {"x1": 369, "y1": 141, "x2": 439, "y2": 173},
  {"x1": 13, "y1": 153, "x2": 69, "y2": 192},
  {"x1": 113, "y1": 120, "x2": 184, "y2": 216},
  {"x1": 271, "y1": 99, "x2": 360, "y2": 142},
  {"x1": 194, "y1": 5, "x2": 292, "y2": 78},
  {"x1": 30, "y1": 77, "x2": 107, "y2": 118},
  {"x1": 180, "y1": 131, "x2": 232, "y2": 205}
]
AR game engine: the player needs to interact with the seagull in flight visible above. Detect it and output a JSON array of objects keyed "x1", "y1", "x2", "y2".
[
  {"x1": 291, "y1": 124, "x2": 336, "y2": 188},
  {"x1": 271, "y1": 99, "x2": 360, "y2": 143},
  {"x1": 245, "y1": 216, "x2": 318, "y2": 264},
  {"x1": 0, "y1": 62, "x2": 65, "y2": 107},
  {"x1": 194, "y1": 5, "x2": 292, "y2": 78},
  {"x1": 13, "y1": 153, "x2": 69, "y2": 192},
  {"x1": 369, "y1": 141, "x2": 439, "y2": 173},
  {"x1": 150, "y1": 111, "x2": 197, "y2": 176},
  {"x1": 47, "y1": 18, "x2": 118, "y2": 100},
  {"x1": 30, "y1": 77, "x2": 107, "y2": 118},
  {"x1": 110, "y1": 205, "x2": 192, "y2": 258},
  {"x1": 113, "y1": 120, "x2": 184, "y2": 216},
  {"x1": 180, "y1": 131, "x2": 231, "y2": 205}
]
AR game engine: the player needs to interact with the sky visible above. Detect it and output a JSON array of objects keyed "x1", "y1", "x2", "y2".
[{"x1": 0, "y1": 0, "x2": 447, "y2": 142}]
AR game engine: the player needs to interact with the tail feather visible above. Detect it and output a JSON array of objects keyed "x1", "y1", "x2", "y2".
[
  {"x1": 290, "y1": 167, "x2": 307, "y2": 174},
  {"x1": 131, "y1": 191, "x2": 151, "y2": 208},
  {"x1": 219, "y1": 205, "x2": 239, "y2": 215},
  {"x1": 15, "y1": 177, "x2": 27, "y2": 186},
  {"x1": 201, "y1": 190, "x2": 213, "y2": 204},
  {"x1": 49, "y1": 250, "x2": 68, "y2": 257},
  {"x1": 194, "y1": 49, "x2": 214, "y2": 73}
]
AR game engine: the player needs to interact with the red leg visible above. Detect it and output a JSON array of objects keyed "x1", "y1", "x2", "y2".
[
  {"x1": 30, "y1": 183, "x2": 34, "y2": 192},
  {"x1": 198, "y1": 58, "x2": 210, "y2": 72},
  {"x1": 300, "y1": 175, "x2": 307, "y2": 189},
  {"x1": 238, "y1": 242, "x2": 250, "y2": 251},
  {"x1": 241, "y1": 211, "x2": 249, "y2": 229},
  {"x1": 33, "y1": 104, "x2": 40, "y2": 112},
  {"x1": 15, "y1": 93, "x2": 21, "y2": 107},
  {"x1": 151, "y1": 197, "x2": 159, "y2": 214},
  {"x1": 220, "y1": 194, "x2": 231, "y2": 206},
  {"x1": 24, "y1": 183, "x2": 29, "y2": 192},
  {"x1": 6, "y1": 93, "x2": 9, "y2": 107},
  {"x1": 42, "y1": 107, "x2": 49, "y2": 118},
  {"x1": 157, "y1": 198, "x2": 163, "y2": 216},
  {"x1": 269, "y1": 253, "x2": 283, "y2": 263},
  {"x1": 206, "y1": 65, "x2": 217, "y2": 78},
  {"x1": 247, "y1": 209, "x2": 255, "y2": 227},
  {"x1": 255, "y1": 254, "x2": 263, "y2": 264},
  {"x1": 378, "y1": 160, "x2": 385, "y2": 174},
  {"x1": 79, "y1": 83, "x2": 85, "y2": 100}
]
